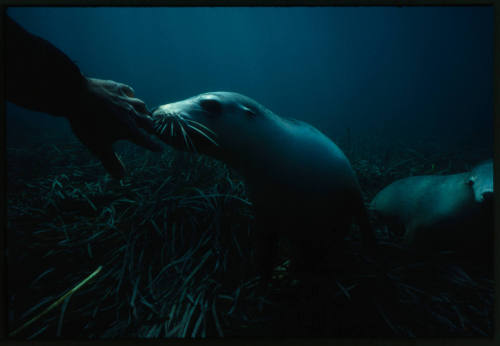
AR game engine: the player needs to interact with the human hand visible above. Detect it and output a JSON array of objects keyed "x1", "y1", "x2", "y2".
[{"x1": 70, "y1": 77, "x2": 161, "y2": 179}]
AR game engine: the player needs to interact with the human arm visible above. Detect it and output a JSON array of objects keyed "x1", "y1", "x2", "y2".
[{"x1": 5, "y1": 16, "x2": 161, "y2": 179}]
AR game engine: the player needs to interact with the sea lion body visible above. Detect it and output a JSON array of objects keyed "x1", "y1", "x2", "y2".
[
  {"x1": 152, "y1": 92, "x2": 373, "y2": 278},
  {"x1": 371, "y1": 160, "x2": 493, "y2": 256}
]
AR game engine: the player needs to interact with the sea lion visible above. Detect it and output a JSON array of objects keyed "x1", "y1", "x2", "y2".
[
  {"x1": 152, "y1": 91, "x2": 374, "y2": 279},
  {"x1": 370, "y1": 160, "x2": 493, "y2": 257}
]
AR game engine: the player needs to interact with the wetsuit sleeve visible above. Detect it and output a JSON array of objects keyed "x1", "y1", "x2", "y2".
[{"x1": 5, "y1": 16, "x2": 86, "y2": 118}]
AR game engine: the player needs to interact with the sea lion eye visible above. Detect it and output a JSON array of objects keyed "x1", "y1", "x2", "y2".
[
  {"x1": 468, "y1": 176, "x2": 476, "y2": 187},
  {"x1": 200, "y1": 97, "x2": 222, "y2": 115}
]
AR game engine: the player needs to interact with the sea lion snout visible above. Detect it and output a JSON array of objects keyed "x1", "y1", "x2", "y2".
[{"x1": 152, "y1": 97, "x2": 221, "y2": 154}]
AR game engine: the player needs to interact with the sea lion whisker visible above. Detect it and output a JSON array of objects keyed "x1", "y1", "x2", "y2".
[
  {"x1": 176, "y1": 117, "x2": 197, "y2": 153},
  {"x1": 184, "y1": 126, "x2": 198, "y2": 153},
  {"x1": 175, "y1": 115, "x2": 194, "y2": 149},
  {"x1": 153, "y1": 117, "x2": 163, "y2": 131},
  {"x1": 185, "y1": 123, "x2": 219, "y2": 147},
  {"x1": 174, "y1": 117, "x2": 189, "y2": 150},
  {"x1": 160, "y1": 121, "x2": 168, "y2": 135},
  {"x1": 153, "y1": 112, "x2": 175, "y2": 135},
  {"x1": 183, "y1": 118, "x2": 218, "y2": 137}
]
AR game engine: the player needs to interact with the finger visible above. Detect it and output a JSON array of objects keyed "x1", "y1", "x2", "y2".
[
  {"x1": 71, "y1": 123, "x2": 126, "y2": 180},
  {"x1": 134, "y1": 112, "x2": 158, "y2": 135},
  {"x1": 127, "y1": 125, "x2": 163, "y2": 152},
  {"x1": 120, "y1": 84, "x2": 135, "y2": 97},
  {"x1": 94, "y1": 145, "x2": 126, "y2": 180},
  {"x1": 124, "y1": 97, "x2": 150, "y2": 115}
]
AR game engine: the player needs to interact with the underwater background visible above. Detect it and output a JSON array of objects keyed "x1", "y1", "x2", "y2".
[{"x1": 6, "y1": 6, "x2": 494, "y2": 338}]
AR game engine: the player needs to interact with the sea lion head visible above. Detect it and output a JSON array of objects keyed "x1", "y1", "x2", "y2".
[
  {"x1": 469, "y1": 160, "x2": 493, "y2": 203},
  {"x1": 152, "y1": 92, "x2": 271, "y2": 167}
]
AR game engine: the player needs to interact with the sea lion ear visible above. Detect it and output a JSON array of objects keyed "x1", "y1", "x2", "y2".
[{"x1": 242, "y1": 106, "x2": 256, "y2": 118}]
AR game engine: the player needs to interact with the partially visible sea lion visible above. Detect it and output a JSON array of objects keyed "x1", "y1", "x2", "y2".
[
  {"x1": 152, "y1": 91, "x2": 374, "y2": 279},
  {"x1": 370, "y1": 160, "x2": 493, "y2": 257}
]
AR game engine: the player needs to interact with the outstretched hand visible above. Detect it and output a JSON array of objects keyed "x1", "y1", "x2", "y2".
[{"x1": 70, "y1": 77, "x2": 162, "y2": 179}]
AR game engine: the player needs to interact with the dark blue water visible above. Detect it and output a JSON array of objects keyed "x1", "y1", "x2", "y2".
[
  {"x1": 6, "y1": 6, "x2": 495, "y2": 338},
  {"x1": 7, "y1": 6, "x2": 493, "y2": 154}
]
